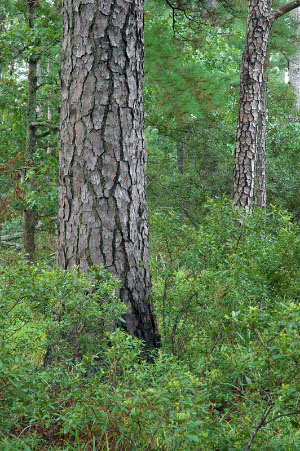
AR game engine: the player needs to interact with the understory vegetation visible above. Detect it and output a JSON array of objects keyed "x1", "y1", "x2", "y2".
[{"x1": 2, "y1": 201, "x2": 300, "y2": 450}]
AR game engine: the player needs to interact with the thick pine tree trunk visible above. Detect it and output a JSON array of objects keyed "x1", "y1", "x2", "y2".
[
  {"x1": 58, "y1": 0, "x2": 159, "y2": 347},
  {"x1": 233, "y1": 0, "x2": 273, "y2": 211},
  {"x1": 233, "y1": 0, "x2": 300, "y2": 211},
  {"x1": 23, "y1": 0, "x2": 37, "y2": 263}
]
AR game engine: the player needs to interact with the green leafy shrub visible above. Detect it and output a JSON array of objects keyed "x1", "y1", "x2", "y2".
[
  {"x1": 2, "y1": 199, "x2": 300, "y2": 449},
  {"x1": 151, "y1": 198, "x2": 300, "y2": 449},
  {"x1": 0, "y1": 256, "x2": 213, "y2": 450}
]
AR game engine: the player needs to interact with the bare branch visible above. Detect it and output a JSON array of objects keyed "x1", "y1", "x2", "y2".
[
  {"x1": 0, "y1": 241, "x2": 22, "y2": 249},
  {"x1": 29, "y1": 122, "x2": 59, "y2": 130},
  {"x1": 274, "y1": 0, "x2": 300, "y2": 19},
  {"x1": 1, "y1": 218, "x2": 57, "y2": 242},
  {"x1": 1, "y1": 231, "x2": 23, "y2": 242},
  {"x1": 36, "y1": 130, "x2": 53, "y2": 138}
]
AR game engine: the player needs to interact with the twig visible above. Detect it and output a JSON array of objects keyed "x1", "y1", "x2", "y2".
[
  {"x1": 180, "y1": 205, "x2": 199, "y2": 228},
  {"x1": 244, "y1": 400, "x2": 272, "y2": 451},
  {"x1": 200, "y1": 320, "x2": 230, "y2": 376},
  {"x1": 145, "y1": 427, "x2": 159, "y2": 450},
  {"x1": 4, "y1": 297, "x2": 21, "y2": 315},
  {"x1": 264, "y1": 410, "x2": 300, "y2": 426}
]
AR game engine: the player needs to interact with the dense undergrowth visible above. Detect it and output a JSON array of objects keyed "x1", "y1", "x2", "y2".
[{"x1": 1, "y1": 199, "x2": 300, "y2": 450}]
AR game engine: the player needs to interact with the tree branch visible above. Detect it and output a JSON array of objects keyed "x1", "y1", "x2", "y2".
[
  {"x1": 1, "y1": 217, "x2": 57, "y2": 242},
  {"x1": 29, "y1": 122, "x2": 59, "y2": 130},
  {"x1": 36, "y1": 130, "x2": 53, "y2": 138},
  {"x1": 274, "y1": 0, "x2": 300, "y2": 19},
  {"x1": 180, "y1": 205, "x2": 199, "y2": 228},
  {"x1": 164, "y1": 0, "x2": 185, "y2": 12},
  {"x1": 1, "y1": 241, "x2": 22, "y2": 249},
  {"x1": 1, "y1": 231, "x2": 23, "y2": 242}
]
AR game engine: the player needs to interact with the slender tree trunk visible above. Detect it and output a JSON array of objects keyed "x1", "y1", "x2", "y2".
[
  {"x1": 23, "y1": 0, "x2": 38, "y2": 263},
  {"x1": 58, "y1": 0, "x2": 160, "y2": 347},
  {"x1": 47, "y1": 60, "x2": 53, "y2": 154},
  {"x1": 0, "y1": 12, "x2": 5, "y2": 79},
  {"x1": 289, "y1": 9, "x2": 300, "y2": 112},
  {"x1": 233, "y1": 0, "x2": 273, "y2": 211}
]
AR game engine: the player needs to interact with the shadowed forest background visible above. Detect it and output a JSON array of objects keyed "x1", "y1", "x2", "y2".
[{"x1": 2, "y1": 0, "x2": 300, "y2": 449}]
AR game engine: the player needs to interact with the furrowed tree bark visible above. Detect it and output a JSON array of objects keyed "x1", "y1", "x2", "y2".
[
  {"x1": 233, "y1": 0, "x2": 273, "y2": 211},
  {"x1": 58, "y1": 0, "x2": 160, "y2": 348},
  {"x1": 255, "y1": 54, "x2": 269, "y2": 208},
  {"x1": 233, "y1": 0, "x2": 300, "y2": 211},
  {"x1": 23, "y1": 0, "x2": 38, "y2": 263}
]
